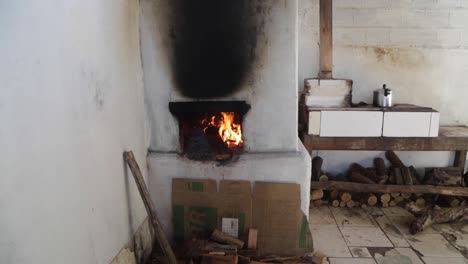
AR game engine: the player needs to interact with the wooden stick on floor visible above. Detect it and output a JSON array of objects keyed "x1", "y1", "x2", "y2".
[{"x1": 124, "y1": 151, "x2": 177, "y2": 264}]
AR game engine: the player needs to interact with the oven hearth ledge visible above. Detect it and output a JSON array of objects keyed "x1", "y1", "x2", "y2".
[{"x1": 146, "y1": 141, "x2": 311, "y2": 240}]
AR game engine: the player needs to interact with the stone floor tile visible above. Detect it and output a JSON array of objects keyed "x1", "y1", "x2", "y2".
[
  {"x1": 340, "y1": 227, "x2": 393, "y2": 247},
  {"x1": 406, "y1": 233, "x2": 463, "y2": 258},
  {"x1": 329, "y1": 258, "x2": 376, "y2": 264},
  {"x1": 387, "y1": 215, "x2": 437, "y2": 236},
  {"x1": 331, "y1": 207, "x2": 377, "y2": 227},
  {"x1": 349, "y1": 247, "x2": 372, "y2": 258},
  {"x1": 381, "y1": 206, "x2": 414, "y2": 217},
  {"x1": 421, "y1": 257, "x2": 468, "y2": 264},
  {"x1": 374, "y1": 248, "x2": 424, "y2": 264},
  {"x1": 362, "y1": 206, "x2": 384, "y2": 217},
  {"x1": 310, "y1": 225, "x2": 352, "y2": 257},
  {"x1": 442, "y1": 233, "x2": 468, "y2": 258},
  {"x1": 374, "y1": 215, "x2": 410, "y2": 247},
  {"x1": 309, "y1": 206, "x2": 336, "y2": 225}
]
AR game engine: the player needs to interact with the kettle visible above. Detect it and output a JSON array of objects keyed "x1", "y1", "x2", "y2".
[{"x1": 373, "y1": 84, "x2": 393, "y2": 107}]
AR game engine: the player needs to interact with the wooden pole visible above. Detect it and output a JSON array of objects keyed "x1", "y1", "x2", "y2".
[
  {"x1": 320, "y1": 0, "x2": 333, "y2": 79},
  {"x1": 124, "y1": 151, "x2": 177, "y2": 264}
]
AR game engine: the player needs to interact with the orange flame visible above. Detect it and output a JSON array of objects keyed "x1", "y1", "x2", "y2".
[{"x1": 201, "y1": 112, "x2": 243, "y2": 149}]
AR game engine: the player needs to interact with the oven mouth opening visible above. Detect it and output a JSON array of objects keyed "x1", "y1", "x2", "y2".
[{"x1": 169, "y1": 101, "x2": 250, "y2": 161}]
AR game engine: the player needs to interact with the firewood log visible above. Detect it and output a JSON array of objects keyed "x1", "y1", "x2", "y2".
[
  {"x1": 350, "y1": 163, "x2": 378, "y2": 183},
  {"x1": 211, "y1": 229, "x2": 244, "y2": 249},
  {"x1": 441, "y1": 196, "x2": 461, "y2": 208},
  {"x1": 361, "y1": 204, "x2": 368, "y2": 209},
  {"x1": 415, "y1": 198, "x2": 426, "y2": 208},
  {"x1": 313, "y1": 199, "x2": 324, "y2": 207},
  {"x1": 401, "y1": 193, "x2": 412, "y2": 199},
  {"x1": 346, "y1": 200, "x2": 355, "y2": 208},
  {"x1": 394, "y1": 168, "x2": 404, "y2": 185},
  {"x1": 386, "y1": 151, "x2": 405, "y2": 168},
  {"x1": 350, "y1": 171, "x2": 376, "y2": 184},
  {"x1": 409, "y1": 166, "x2": 421, "y2": 185},
  {"x1": 402, "y1": 167, "x2": 413, "y2": 185},
  {"x1": 310, "y1": 189, "x2": 324, "y2": 201},
  {"x1": 380, "y1": 193, "x2": 391, "y2": 204},
  {"x1": 366, "y1": 194, "x2": 378, "y2": 206},
  {"x1": 382, "y1": 202, "x2": 389, "y2": 208},
  {"x1": 312, "y1": 156, "x2": 323, "y2": 181},
  {"x1": 410, "y1": 203, "x2": 468, "y2": 234},
  {"x1": 341, "y1": 192, "x2": 352, "y2": 202},
  {"x1": 330, "y1": 189, "x2": 339, "y2": 200},
  {"x1": 389, "y1": 200, "x2": 397, "y2": 207},
  {"x1": 319, "y1": 175, "x2": 329, "y2": 182},
  {"x1": 394, "y1": 196, "x2": 405, "y2": 204},
  {"x1": 374, "y1": 157, "x2": 387, "y2": 177},
  {"x1": 391, "y1": 193, "x2": 401, "y2": 198},
  {"x1": 332, "y1": 200, "x2": 340, "y2": 207},
  {"x1": 339, "y1": 200, "x2": 346, "y2": 207}
]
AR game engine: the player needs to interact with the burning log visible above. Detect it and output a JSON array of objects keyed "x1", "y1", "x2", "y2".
[
  {"x1": 312, "y1": 156, "x2": 324, "y2": 181},
  {"x1": 410, "y1": 203, "x2": 468, "y2": 234},
  {"x1": 386, "y1": 151, "x2": 405, "y2": 168}
]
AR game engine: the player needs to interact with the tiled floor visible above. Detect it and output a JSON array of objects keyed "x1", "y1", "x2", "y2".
[{"x1": 310, "y1": 206, "x2": 468, "y2": 264}]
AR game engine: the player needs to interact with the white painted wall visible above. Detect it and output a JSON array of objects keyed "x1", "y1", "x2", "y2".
[
  {"x1": 0, "y1": 1, "x2": 148, "y2": 263},
  {"x1": 299, "y1": 0, "x2": 468, "y2": 174},
  {"x1": 141, "y1": 0, "x2": 299, "y2": 153}
]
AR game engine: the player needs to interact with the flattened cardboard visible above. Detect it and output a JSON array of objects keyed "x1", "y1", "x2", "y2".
[
  {"x1": 252, "y1": 182, "x2": 313, "y2": 255},
  {"x1": 218, "y1": 180, "x2": 252, "y2": 239},
  {"x1": 173, "y1": 179, "x2": 218, "y2": 242}
]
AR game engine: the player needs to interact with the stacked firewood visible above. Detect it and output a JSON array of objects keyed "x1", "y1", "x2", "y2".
[{"x1": 310, "y1": 151, "x2": 465, "y2": 209}]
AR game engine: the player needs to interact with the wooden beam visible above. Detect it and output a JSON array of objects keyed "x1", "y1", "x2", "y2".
[
  {"x1": 124, "y1": 151, "x2": 177, "y2": 264},
  {"x1": 320, "y1": 0, "x2": 333, "y2": 78},
  {"x1": 311, "y1": 181, "x2": 468, "y2": 197},
  {"x1": 302, "y1": 134, "x2": 468, "y2": 151}
]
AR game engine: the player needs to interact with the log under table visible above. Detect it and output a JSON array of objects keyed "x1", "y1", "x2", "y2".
[{"x1": 302, "y1": 126, "x2": 468, "y2": 196}]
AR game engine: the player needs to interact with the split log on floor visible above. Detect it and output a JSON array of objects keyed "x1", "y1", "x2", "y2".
[
  {"x1": 312, "y1": 156, "x2": 324, "y2": 181},
  {"x1": 310, "y1": 189, "x2": 324, "y2": 201},
  {"x1": 410, "y1": 203, "x2": 468, "y2": 234},
  {"x1": 394, "y1": 168, "x2": 404, "y2": 185},
  {"x1": 341, "y1": 192, "x2": 352, "y2": 202},
  {"x1": 380, "y1": 193, "x2": 391, "y2": 204},
  {"x1": 310, "y1": 181, "x2": 468, "y2": 197},
  {"x1": 402, "y1": 167, "x2": 413, "y2": 185},
  {"x1": 211, "y1": 229, "x2": 245, "y2": 249},
  {"x1": 386, "y1": 151, "x2": 405, "y2": 168},
  {"x1": 409, "y1": 166, "x2": 421, "y2": 185},
  {"x1": 124, "y1": 151, "x2": 178, "y2": 264}
]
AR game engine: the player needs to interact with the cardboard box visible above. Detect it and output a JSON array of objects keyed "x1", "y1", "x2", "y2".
[
  {"x1": 252, "y1": 182, "x2": 313, "y2": 255},
  {"x1": 172, "y1": 179, "x2": 252, "y2": 242},
  {"x1": 172, "y1": 179, "x2": 312, "y2": 255}
]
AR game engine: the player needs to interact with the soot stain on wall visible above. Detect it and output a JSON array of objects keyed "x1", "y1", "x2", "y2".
[{"x1": 168, "y1": 0, "x2": 268, "y2": 98}]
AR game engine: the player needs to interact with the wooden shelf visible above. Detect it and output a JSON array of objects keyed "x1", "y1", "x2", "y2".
[
  {"x1": 311, "y1": 181, "x2": 468, "y2": 197},
  {"x1": 302, "y1": 126, "x2": 468, "y2": 193},
  {"x1": 302, "y1": 126, "x2": 468, "y2": 151}
]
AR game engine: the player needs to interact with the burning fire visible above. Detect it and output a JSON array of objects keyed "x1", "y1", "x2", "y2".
[{"x1": 202, "y1": 112, "x2": 243, "y2": 148}]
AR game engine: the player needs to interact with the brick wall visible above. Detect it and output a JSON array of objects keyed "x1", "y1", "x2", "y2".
[{"x1": 299, "y1": 0, "x2": 468, "y2": 174}]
